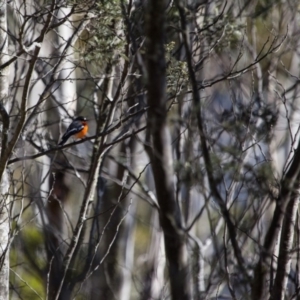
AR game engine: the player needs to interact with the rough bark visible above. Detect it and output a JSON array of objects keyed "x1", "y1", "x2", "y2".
[{"x1": 145, "y1": 0, "x2": 191, "y2": 299}]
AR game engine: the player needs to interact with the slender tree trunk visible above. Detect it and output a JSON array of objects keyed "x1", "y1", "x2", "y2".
[
  {"x1": 252, "y1": 133, "x2": 300, "y2": 299},
  {"x1": 145, "y1": 1, "x2": 191, "y2": 299},
  {"x1": 141, "y1": 211, "x2": 165, "y2": 300},
  {"x1": 0, "y1": 185, "x2": 9, "y2": 300},
  {"x1": 270, "y1": 191, "x2": 299, "y2": 300},
  {"x1": 0, "y1": 1, "x2": 10, "y2": 299}
]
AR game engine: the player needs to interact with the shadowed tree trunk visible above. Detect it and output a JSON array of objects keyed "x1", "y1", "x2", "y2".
[
  {"x1": 145, "y1": 0, "x2": 191, "y2": 299},
  {"x1": 271, "y1": 191, "x2": 299, "y2": 300},
  {"x1": 252, "y1": 137, "x2": 300, "y2": 300}
]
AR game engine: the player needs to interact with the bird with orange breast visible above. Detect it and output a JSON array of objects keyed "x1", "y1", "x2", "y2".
[{"x1": 58, "y1": 116, "x2": 88, "y2": 146}]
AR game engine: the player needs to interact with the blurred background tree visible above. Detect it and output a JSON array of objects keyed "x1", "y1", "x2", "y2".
[{"x1": 1, "y1": 0, "x2": 300, "y2": 299}]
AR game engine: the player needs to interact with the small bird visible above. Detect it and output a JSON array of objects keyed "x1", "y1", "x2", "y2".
[{"x1": 58, "y1": 116, "x2": 88, "y2": 146}]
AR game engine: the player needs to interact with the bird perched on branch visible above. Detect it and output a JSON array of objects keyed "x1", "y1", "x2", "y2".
[{"x1": 58, "y1": 116, "x2": 88, "y2": 146}]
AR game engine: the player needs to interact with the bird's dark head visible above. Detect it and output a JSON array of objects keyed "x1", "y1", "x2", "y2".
[{"x1": 74, "y1": 116, "x2": 87, "y2": 122}]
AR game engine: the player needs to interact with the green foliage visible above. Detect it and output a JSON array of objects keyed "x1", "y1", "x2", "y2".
[
  {"x1": 10, "y1": 225, "x2": 46, "y2": 299},
  {"x1": 174, "y1": 160, "x2": 205, "y2": 187},
  {"x1": 78, "y1": 0, "x2": 125, "y2": 67},
  {"x1": 166, "y1": 42, "x2": 189, "y2": 95}
]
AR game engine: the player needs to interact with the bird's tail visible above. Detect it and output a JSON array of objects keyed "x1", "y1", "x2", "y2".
[{"x1": 58, "y1": 135, "x2": 69, "y2": 146}]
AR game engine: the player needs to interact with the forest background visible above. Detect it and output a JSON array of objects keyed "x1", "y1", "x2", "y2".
[{"x1": 0, "y1": 0, "x2": 299, "y2": 299}]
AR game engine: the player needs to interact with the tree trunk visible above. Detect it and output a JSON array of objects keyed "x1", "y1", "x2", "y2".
[
  {"x1": 0, "y1": 1, "x2": 10, "y2": 299},
  {"x1": 270, "y1": 192, "x2": 299, "y2": 300},
  {"x1": 145, "y1": 1, "x2": 191, "y2": 299}
]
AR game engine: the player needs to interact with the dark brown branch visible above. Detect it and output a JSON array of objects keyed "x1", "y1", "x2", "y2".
[{"x1": 0, "y1": 102, "x2": 9, "y2": 159}]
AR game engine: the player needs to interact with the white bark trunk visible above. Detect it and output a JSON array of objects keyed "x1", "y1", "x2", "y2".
[
  {"x1": 0, "y1": 2, "x2": 10, "y2": 298},
  {"x1": 0, "y1": 172, "x2": 9, "y2": 300}
]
